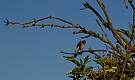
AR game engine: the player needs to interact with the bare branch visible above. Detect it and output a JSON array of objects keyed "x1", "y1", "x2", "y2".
[
  {"x1": 61, "y1": 48, "x2": 114, "y2": 59},
  {"x1": 4, "y1": 15, "x2": 74, "y2": 27},
  {"x1": 73, "y1": 27, "x2": 117, "y2": 51},
  {"x1": 128, "y1": 0, "x2": 135, "y2": 13},
  {"x1": 81, "y1": 1, "x2": 129, "y2": 50},
  {"x1": 96, "y1": 0, "x2": 129, "y2": 49},
  {"x1": 60, "y1": 50, "x2": 74, "y2": 55},
  {"x1": 81, "y1": 2, "x2": 108, "y2": 27}
]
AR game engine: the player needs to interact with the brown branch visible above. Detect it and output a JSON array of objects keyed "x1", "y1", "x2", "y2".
[
  {"x1": 73, "y1": 27, "x2": 117, "y2": 51},
  {"x1": 96, "y1": 19, "x2": 117, "y2": 52},
  {"x1": 4, "y1": 15, "x2": 117, "y2": 52},
  {"x1": 4, "y1": 19, "x2": 25, "y2": 26},
  {"x1": 127, "y1": 0, "x2": 135, "y2": 28},
  {"x1": 120, "y1": 58, "x2": 127, "y2": 80},
  {"x1": 4, "y1": 15, "x2": 74, "y2": 27},
  {"x1": 60, "y1": 50, "x2": 74, "y2": 55},
  {"x1": 26, "y1": 15, "x2": 74, "y2": 25},
  {"x1": 116, "y1": 44, "x2": 125, "y2": 59},
  {"x1": 82, "y1": 1, "x2": 129, "y2": 50},
  {"x1": 81, "y1": 2, "x2": 108, "y2": 27},
  {"x1": 128, "y1": 0, "x2": 135, "y2": 24},
  {"x1": 22, "y1": 23, "x2": 80, "y2": 29},
  {"x1": 96, "y1": 0, "x2": 129, "y2": 49},
  {"x1": 96, "y1": 19, "x2": 107, "y2": 38},
  {"x1": 128, "y1": 0, "x2": 135, "y2": 13},
  {"x1": 133, "y1": 13, "x2": 135, "y2": 24},
  {"x1": 61, "y1": 48, "x2": 114, "y2": 59}
]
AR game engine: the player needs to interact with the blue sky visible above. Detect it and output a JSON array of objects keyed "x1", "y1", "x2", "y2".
[{"x1": 0, "y1": 0, "x2": 133, "y2": 80}]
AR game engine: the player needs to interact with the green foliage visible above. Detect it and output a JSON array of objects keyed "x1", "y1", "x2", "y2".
[
  {"x1": 84, "y1": 55, "x2": 90, "y2": 64},
  {"x1": 66, "y1": 55, "x2": 93, "y2": 80}
]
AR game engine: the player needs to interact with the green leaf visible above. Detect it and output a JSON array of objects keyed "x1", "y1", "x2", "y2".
[
  {"x1": 80, "y1": 64, "x2": 85, "y2": 71},
  {"x1": 79, "y1": 58, "x2": 83, "y2": 64},
  {"x1": 66, "y1": 58, "x2": 81, "y2": 66},
  {"x1": 84, "y1": 66, "x2": 93, "y2": 73},
  {"x1": 84, "y1": 55, "x2": 90, "y2": 64},
  {"x1": 72, "y1": 66, "x2": 81, "y2": 73},
  {"x1": 68, "y1": 76, "x2": 75, "y2": 78},
  {"x1": 93, "y1": 58, "x2": 104, "y2": 66}
]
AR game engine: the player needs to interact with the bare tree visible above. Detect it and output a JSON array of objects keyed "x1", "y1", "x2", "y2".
[{"x1": 4, "y1": 0, "x2": 135, "y2": 80}]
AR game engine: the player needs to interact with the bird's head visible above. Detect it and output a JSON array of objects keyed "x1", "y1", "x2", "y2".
[{"x1": 81, "y1": 40, "x2": 86, "y2": 44}]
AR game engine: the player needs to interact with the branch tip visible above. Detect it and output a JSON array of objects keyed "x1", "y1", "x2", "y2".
[
  {"x1": 4, "y1": 19, "x2": 10, "y2": 26},
  {"x1": 73, "y1": 31, "x2": 78, "y2": 34},
  {"x1": 80, "y1": 2, "x2": 91, "y2": 10},
  {"x1": 60, "y1": 50, "x2": 64, "y2": 53}
]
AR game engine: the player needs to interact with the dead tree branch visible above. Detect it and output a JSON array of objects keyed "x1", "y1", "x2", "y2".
[
  {"x1": 61, "y1": 48, "x2": 115, "y2": 59},
  {"x1": 81, "y1": 1, "x2": 129, "y2": 50}
]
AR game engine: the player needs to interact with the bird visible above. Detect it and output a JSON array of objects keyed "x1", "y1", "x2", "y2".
[
  {"x1": 63, "y1": 40, "x2": 86, "y2": 58},
  {"x1": 75, "y1": 40, "x2": 86, "y2": 53}
]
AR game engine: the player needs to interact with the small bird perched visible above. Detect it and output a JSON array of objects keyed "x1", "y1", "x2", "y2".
[
  {"x1": 63, "y1": 40, "x2": 86, "y2": 58},
  {"x1": 75, "y1": 40, "x2": 86, "y2": 53}
]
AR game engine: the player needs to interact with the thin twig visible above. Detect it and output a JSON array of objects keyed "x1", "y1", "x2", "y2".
[
  {"x1": 61, "y1": 48, "x2": 114, "y2": 59},
  {"x1": 96, "y1": 0, "x2": 129, "y2": 49},
  {"x1": 96, "y1": 19, "x2": 107, "y2": 38},
  {"x1": 81, "y1": 2, "x2": 107, "y2": 27},
  {"x1": 4, "y1": 15, "x2": 74, "y2": 27}
]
